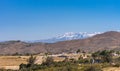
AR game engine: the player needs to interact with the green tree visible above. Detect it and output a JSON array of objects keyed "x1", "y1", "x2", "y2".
[{"x1": 76, "y1": 49, "x2": 81, "y2": 53}]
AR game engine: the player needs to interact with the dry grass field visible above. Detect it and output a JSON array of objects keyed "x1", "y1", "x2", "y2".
[
  {"x1": 0, "y1": 56, "x2": 30, "y2": 70},
  {"x1": 0, "y1": 56, "x2": 29, "y2": 66},
  {"x1": 103, "y1": 67, "x2": 120, "y2": 71}
]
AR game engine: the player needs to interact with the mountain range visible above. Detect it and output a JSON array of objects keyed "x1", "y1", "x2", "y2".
[
  {"x1": 0, "y1": 31, "x2": 120, "y2": 55},
  {"x1": 34, "y1": 32, "x2": 101, "y2": 43}
]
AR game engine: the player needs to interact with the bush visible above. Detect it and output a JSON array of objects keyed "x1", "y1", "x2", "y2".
[
  {"x1": 19, "y1": 55, "x2": 37, "y2": 71},
  {"x1": 113, "y1": 63, "x2": 120, "y2": 67},
  {"x1": 85, "y1": 66, "x2": 103, "y2": 71},
  {"x1": 78, "y1": 58, "x2": 90, "y2": 64},
  {"x1": 42, "y1": 57, "x2": 54, "y2": 67}
]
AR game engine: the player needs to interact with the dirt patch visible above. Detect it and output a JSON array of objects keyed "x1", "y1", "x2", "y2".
[{"x1": 103, "y1": 67, "x2": 120, "y2": 71}]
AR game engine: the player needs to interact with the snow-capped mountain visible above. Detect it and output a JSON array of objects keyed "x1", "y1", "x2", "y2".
[{"x1": 36, "y1": 32, "x2": 101, "y2": 43}]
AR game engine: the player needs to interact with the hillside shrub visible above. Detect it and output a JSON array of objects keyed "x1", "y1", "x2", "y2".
[{"x1": 84, "y1": 65, "x2": 103, "y2": 71}]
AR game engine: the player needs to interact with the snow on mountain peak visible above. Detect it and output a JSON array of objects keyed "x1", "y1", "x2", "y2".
[
  {"x1": 52, "y1": 32, "x2": 102, "y2": 41},
  {"x1": 29, "y1": 32, "x2": 101, "y2": 43},
  {"x1": 57, "y1": 32, "x2": 101, "y2": 39}
]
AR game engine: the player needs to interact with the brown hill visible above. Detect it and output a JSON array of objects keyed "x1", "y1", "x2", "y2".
[{"x1": 0, "y1": 31, "x2": 120, "y2": 55}]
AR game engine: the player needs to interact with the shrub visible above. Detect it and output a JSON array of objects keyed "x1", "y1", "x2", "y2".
[
  {"x1": 84, "y1": 65, "x2": 103, "y2": 71},
  {"x1": 42, "y1": 57, "x2": 54, "y2": 67},
  {"x1": 113, "y1": 63, "x2": 120, "y2": 67},
  {"x1": 78, "y1": 58, "x2": 90, "y2": 64}
]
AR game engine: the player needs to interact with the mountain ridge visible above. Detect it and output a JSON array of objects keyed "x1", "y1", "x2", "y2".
[
  {"x1": 0, "y1": 31, "x2": 120, "y2": 55},
  {"x1": 33, "y1": 32, "x2": 101, "y2": 43}
]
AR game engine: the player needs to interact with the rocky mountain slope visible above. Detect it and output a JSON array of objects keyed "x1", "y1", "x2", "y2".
[{"x1": 0, "y1": 31, "x2": 120, "y2": 55}]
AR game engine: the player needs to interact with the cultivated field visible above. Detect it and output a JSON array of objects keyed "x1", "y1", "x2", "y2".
[
  {"x1": 0, "y1": 56, "x2": 29, "y2": 70},
  {"x1": 0, "y1": 56, "x2": 29, "y2": 66}
]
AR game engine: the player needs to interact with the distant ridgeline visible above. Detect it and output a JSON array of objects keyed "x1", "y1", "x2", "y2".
[{"x1": 0, "y1": 31, "x2": 120, "y2": 55}]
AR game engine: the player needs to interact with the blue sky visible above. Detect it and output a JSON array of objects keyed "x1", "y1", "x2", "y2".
[{"x1": 0, "y1": 0, "x2": 120, "y2": 40}]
